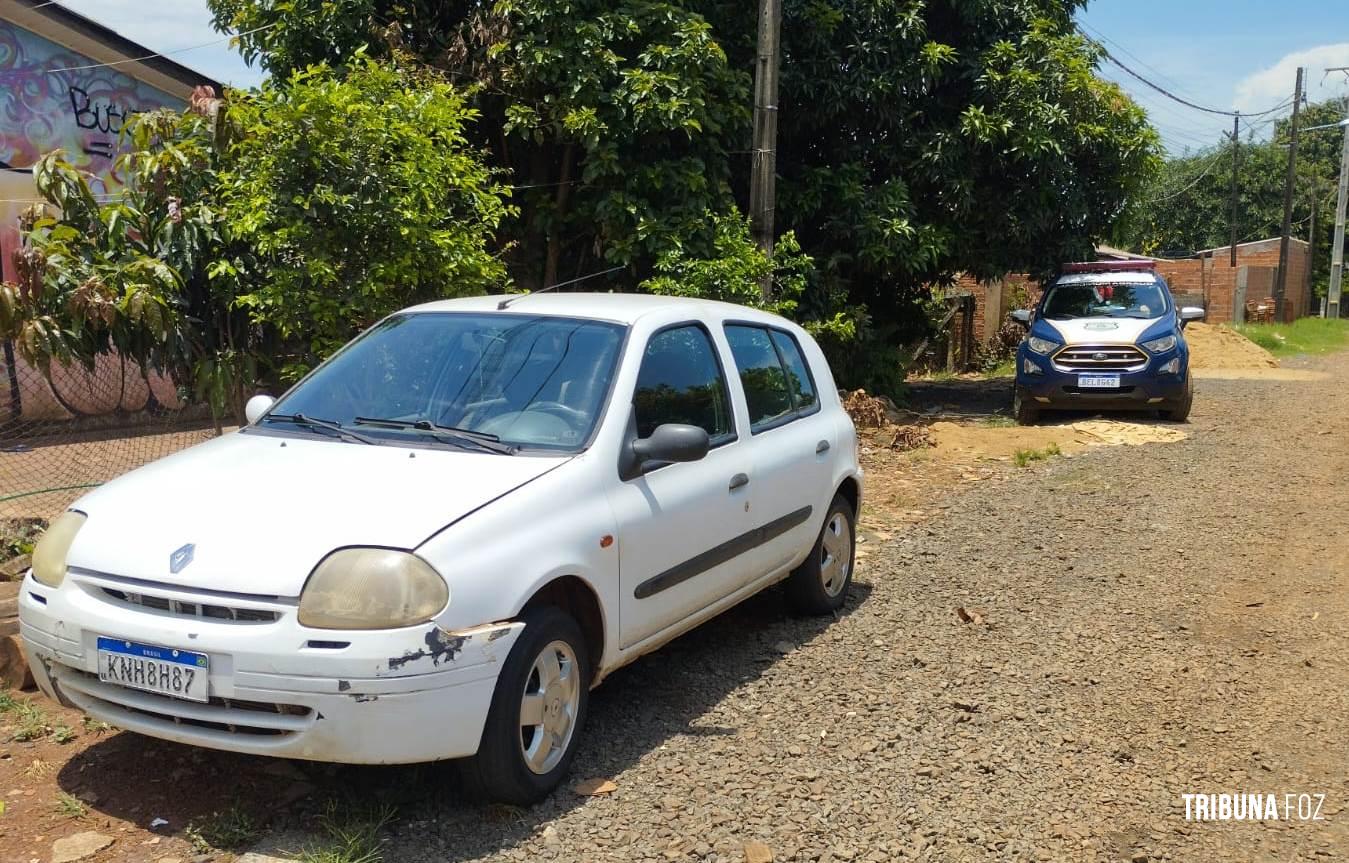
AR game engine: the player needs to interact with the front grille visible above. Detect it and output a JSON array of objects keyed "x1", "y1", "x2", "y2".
[
  {"x1": 1053, "y1": 344, "x2": 1148, "y2": 372},
  {"x1": 100, "y1": 588, "x2": 280, "y2": 623},
  {"x1": 57, "y1": 669, "x2": 312, "y2": 738}
]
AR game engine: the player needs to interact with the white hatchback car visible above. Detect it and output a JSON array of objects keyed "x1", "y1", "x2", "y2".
[{"x1": 20, "y1": 293, "x2": 862, "y2": 802}]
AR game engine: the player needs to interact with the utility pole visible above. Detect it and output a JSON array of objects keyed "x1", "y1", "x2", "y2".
[
  {"x1": 1275, "y1": 66, "x2": 1304, "y2": 321},
  {"x1": 1229, "y1": 113, "x2": 1240, "y2": 268},
  {"x1": 1327, "y1": 68, "x2": 1349, "y2": 319},
  {"x1": 749, "y1": 0, "x2": 783, "y2": 300},
  {"x1": 1307, "y1": 175, "x2": 1317, "y2": 314}
]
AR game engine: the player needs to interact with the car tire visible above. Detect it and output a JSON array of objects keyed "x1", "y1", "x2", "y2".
[
  {"x1": 1159, "y1": 375, "x2": 1193, "y2": 422},
  {"x1": 785, "y1": 494, "x2": 856, "y2": 615},
  {"x1": 458, "y1": 606, "x2": 590, "y2": 804},
  {"x1": 1013, "y1": 389, "x2": 1040, "y2": 426}
]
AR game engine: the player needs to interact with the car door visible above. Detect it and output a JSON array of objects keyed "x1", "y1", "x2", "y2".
[
  {"x1": 722, "y1": 324, "x2": 835, "y2": 575},
  {"x1": 608, "y1": 322, "x2": 757, "y2": 650}
]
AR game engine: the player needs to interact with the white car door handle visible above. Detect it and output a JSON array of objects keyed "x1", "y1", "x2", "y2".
[
  {"x1": 816, "y1": 440, "x2": 830, "y2": 454},
  {"x1": 728, "y1": 473, "x2": 750, "y2": 491}
]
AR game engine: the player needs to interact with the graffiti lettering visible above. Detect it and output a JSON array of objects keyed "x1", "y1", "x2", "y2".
[{"x1": 68, "y1": 86, "x2": 133, "y2": 136}]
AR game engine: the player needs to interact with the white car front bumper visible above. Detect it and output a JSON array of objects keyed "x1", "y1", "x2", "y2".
[{"x1": 18, "y1": 569, "x2": 522, "y2": 764}]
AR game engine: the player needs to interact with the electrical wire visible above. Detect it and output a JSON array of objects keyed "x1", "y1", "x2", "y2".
[
  {"x1": 1076, "y1": 24, "x2": 1293, "y2": 120},
  {"x1": 1145, "y1": 146, "x2": 1232, "y2": 203},
  {"x1": 0, "y1": 22, "x2": 275, "y2": 78}
]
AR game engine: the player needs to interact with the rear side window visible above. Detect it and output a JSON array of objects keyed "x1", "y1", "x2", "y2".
[
  {"x1": 770, "y1": 330, "x2": 818, "y2": 412},
  {"x1": 724, "y1": 326, "x2": 793, "y2": 429},
  {"x1": 633, "y1": 325, "x2": 734, "y2": 443},
  {"x1": 725, "y1": 325, "x2": 821, "y2": 432}
]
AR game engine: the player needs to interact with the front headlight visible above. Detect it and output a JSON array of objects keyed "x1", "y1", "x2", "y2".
[
  {"x1": 1142, "y1": 334, "x2": 1178, "y2": 354},
  {"x1": 31, "y1": 510, "x2": 86, "y2": 588},
  {"x1": 298, "y1": 548, "x2": 449, "y2": 630},
  {"x1": 1027, "y1": 336, "x2": 1059, "y2": 355}
]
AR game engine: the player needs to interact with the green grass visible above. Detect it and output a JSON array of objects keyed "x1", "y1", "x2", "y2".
[
  {"x1": 295, "y1": 803, "x2": 396, "y2": 863},
  {"x1": 982, "y1": 358, "x2": 1017, "y2": 379},
  {"x1": 1235, "y1": 318, "x2": 1349, "y2": 358},
  {"x1": 54, "y1": 792, "x2": 87, "y2": 819},
  {"x1": 980, "y1": 415, "x2": 1016, "y2": 428},
  {"x1": 1, "y1": 689, "x2": 55, "y2": 742},
  {"x1": 186, "y1": 802, "x2": 261, "y2": 853},
  {"x1": 1013, "y1": 443, "x2": 1062, "y2": 468}
]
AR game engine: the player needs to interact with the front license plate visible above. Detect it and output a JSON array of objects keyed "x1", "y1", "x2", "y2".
[
  {"x1": 1078, "y1": 373, "x2": 1121, "y2": 389},
  {"x1": 97, "y1": 637, "x2": 209, "y2": 703}
]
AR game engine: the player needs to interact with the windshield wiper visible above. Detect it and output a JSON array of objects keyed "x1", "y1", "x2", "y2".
[
  {"x1": 352, "y1": 416, "x2": 517, "y2": 455},
  {"x1": 265, "y1": 413, "x2": 379, "y2": 445}
]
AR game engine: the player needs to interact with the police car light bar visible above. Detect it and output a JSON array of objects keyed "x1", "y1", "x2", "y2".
[{"x1": 1061, "y1": 261, "x2": 1157, "y2": 273}]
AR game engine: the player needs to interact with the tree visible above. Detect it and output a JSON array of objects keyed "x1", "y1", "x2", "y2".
[
  {"x1": 219, "y1": 57, "x2": 512, "y2": 372},
  {"x1": 211, "y1": 0, "x2": 1158, "y2": 350}
]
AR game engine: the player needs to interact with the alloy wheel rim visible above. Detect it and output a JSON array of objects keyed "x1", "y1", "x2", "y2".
[
  {"x1": 519, "y1": 639, "x2": 581, "y2": 775},
  {"x1": 819, "y1": 512, "x2": 852, "y2": 597}
]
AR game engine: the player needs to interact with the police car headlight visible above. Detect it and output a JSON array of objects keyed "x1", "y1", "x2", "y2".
[
  {"x1": 1026, "y1": 336, "x2": 1058, "y2": 355},
  {"x1": 1142, "y1": 335, "x2": 1177, "y2": 354}
]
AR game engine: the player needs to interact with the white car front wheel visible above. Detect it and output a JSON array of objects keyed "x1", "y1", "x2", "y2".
[{"x1": 459, "y1": 606, "x2": 591, "y2": 803}]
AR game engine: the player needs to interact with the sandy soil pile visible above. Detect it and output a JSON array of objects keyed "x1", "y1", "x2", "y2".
[{"x1": 1185, "y1": 322, "x2": 1278, "y2": 369}]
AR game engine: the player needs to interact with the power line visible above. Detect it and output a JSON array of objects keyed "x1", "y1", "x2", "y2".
[
  {"x1": 0, "y1": 22, "x2": 274, "y2": 78},
  {"x1": 1146, "y1": 146, "x2": 1232, "y2": 203},
  {"x1": 1077, "y1": 25, "x2": 1292, "y2": 120}
]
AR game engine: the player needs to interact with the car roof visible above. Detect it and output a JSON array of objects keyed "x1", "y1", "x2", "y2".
[{"x1": 403, "y1": 292, "x2": 791, "y2": 326}]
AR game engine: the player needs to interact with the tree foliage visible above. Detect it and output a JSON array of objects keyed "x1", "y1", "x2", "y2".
[
  {"x1": 211, "y1": 0, "x2": 1159, "y2": 353},
  {"x1": 220, "y1": 57, "x2": 511, "y2": 367}
]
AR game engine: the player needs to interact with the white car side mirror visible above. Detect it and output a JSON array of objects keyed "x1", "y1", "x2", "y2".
[{"x1": 245, "y1": 394, "x2": 276, "y2": 425}]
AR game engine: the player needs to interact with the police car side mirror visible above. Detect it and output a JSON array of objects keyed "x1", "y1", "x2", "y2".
[
  {"x1": 1179, "y1": 306, "x2": 1205, "y2": 328},
  {"x1": 1010, "y1": 309, "x2": 1032, "y2": 328}
]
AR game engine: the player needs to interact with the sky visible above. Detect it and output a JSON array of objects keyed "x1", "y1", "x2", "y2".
[
  {"x1": 1078, "y1": 0, "x2": 1349, "y2": 155},
  {"x1": 53, "y1": 0, "x2": 1349, "y2": 158}
]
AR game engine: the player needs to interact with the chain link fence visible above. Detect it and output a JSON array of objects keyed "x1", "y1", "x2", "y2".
[{"x1": 1, "y1": 340, "x2": 218, "y2": 525}]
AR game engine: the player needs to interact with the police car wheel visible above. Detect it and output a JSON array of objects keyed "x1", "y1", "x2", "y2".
[
  {"x1": 1159, "y1": 375, "x2": 1193, "y2": 422},
  {"x1": 1013, "y1": 390, "x2": 1039, "y2": 426}
]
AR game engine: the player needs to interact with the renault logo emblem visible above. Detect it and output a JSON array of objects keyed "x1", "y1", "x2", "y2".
[{"x1": 169, "y1": 543, "x2": 195, "y2": 574}]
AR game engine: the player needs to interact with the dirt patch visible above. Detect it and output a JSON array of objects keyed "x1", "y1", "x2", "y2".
[
  {"x1": 855, "y1": 417, "x2": 1185, "y2": 549},
  {"x1": 1186, "y1": 322, "x2": 1278, "y2": 369},
  {"x1": 1193, "y1": 366, "x2": 1327, "y2": 381},
  {"x1": 930, "y1": 418, "x2": 1185, "y2": 462}
]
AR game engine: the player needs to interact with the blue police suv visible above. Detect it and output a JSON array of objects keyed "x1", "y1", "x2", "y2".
[{"x1": 1011, "y1": 261, "x2": 1206, "y2": 425}]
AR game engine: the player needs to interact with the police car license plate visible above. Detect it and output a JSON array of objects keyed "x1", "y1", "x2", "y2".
[
  {"x1": 97, "y1": 637, "x2": 210, "y2": 702},
  {"x1": 1078, "y1": 373, "x2": 1121, "y2": 389}
]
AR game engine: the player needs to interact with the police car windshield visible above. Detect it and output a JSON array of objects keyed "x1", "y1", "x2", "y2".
[{"x1": 1041, "y1": 281, "x2": 1168, "y2": 320}]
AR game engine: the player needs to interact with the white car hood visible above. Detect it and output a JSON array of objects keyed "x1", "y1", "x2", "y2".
[
  {"x1": 1042, "y1": 316, "x2": 1161, "y2": 346},
  {"x1": 66, "y1": 431, "x2": 568, "y2": 596}
]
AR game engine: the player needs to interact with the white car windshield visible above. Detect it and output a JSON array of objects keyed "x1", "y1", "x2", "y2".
[
  {"x1": 1041, "y1": 280, "x2": 1168, "y2": 320},
  {"x1": 264, "y1": 312, "x2": 627, "y2": 452}
]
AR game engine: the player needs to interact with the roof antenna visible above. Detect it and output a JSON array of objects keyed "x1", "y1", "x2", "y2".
[{"x1": 497, "y1": 265, "x2": 626, "y2": 310}]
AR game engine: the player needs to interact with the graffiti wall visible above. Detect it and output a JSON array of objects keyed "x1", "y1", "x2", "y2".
[{"x1": 1, "y1": 19, "x2": 187, "y2": 423}]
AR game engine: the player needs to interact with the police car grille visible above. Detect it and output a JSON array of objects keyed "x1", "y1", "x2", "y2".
[{"x1": 1054, "y1": 345, "x2": 1147, "y2": 371}]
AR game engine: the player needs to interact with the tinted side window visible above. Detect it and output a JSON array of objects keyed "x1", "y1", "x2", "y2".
[
  {"x1": 725, "y1": 325, "x2": 794, "y2": 430},
  {"x1": 770, "y1": 330, "x2": 818, "y2": 413},
  {"x1": 633, "y1": 325, "x2": 733, "y2": 441}
]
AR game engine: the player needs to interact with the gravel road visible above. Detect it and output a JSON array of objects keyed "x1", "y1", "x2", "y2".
[{"x1": 337, "y1": 352, "x2": 1349, "y2": 863}]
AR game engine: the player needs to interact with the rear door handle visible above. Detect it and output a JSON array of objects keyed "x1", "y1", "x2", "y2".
[
  {"x1": 728, "y1": 473, "x2": 750, "y2": 491},
  {"x1": 816, "y1": 440, "x2": 831, "y2": 454}
]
